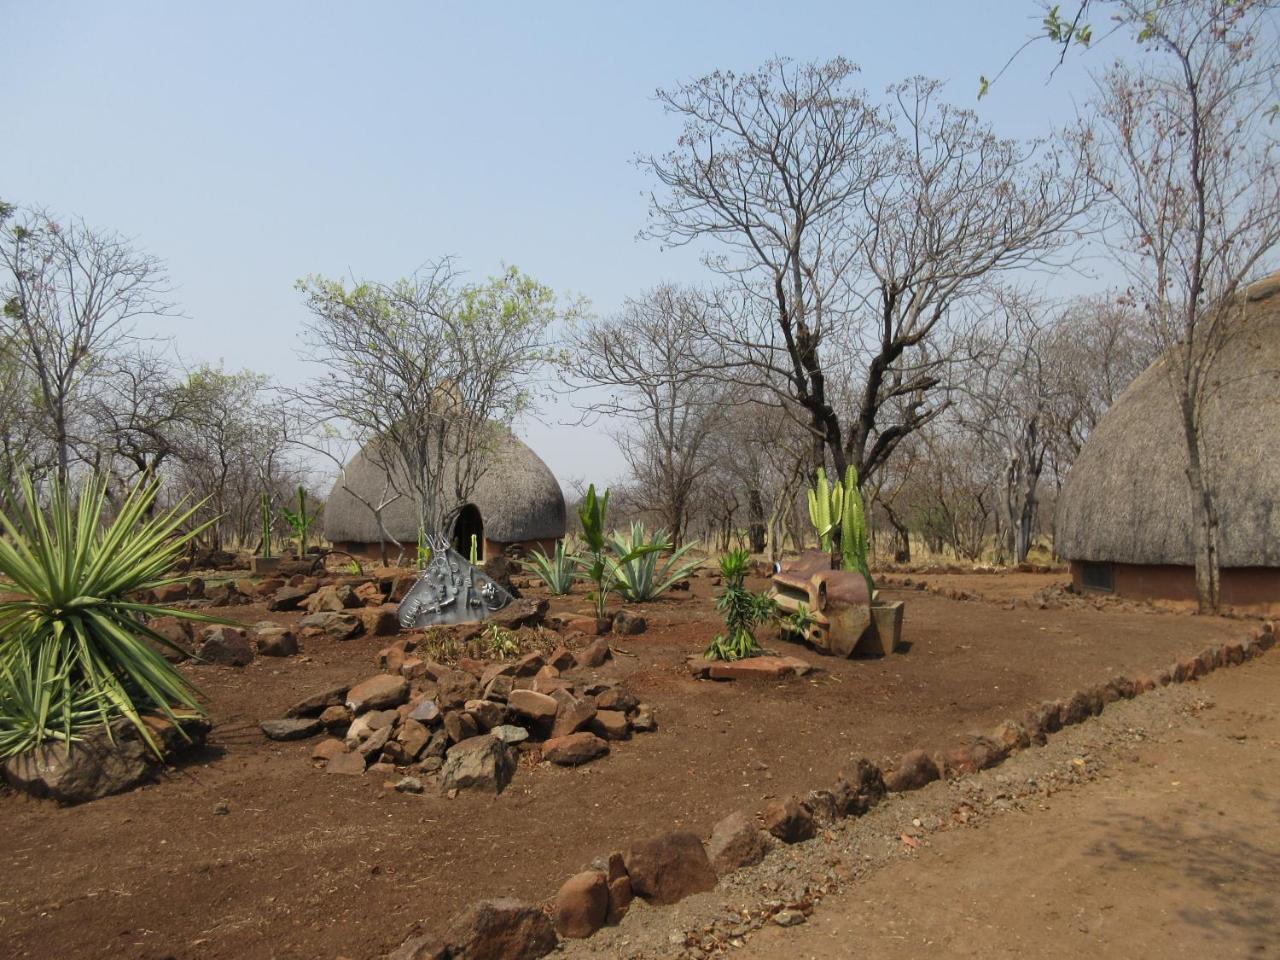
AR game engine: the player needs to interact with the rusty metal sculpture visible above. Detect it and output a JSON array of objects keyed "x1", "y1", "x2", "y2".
[
  {"x1": 771, "y1": 550, "x2": 873, "y2": 657},
  {"x1": 397, "y1": 534, "x2": 514, "y2": 629}
]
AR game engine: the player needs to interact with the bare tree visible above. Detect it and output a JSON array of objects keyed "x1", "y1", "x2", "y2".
[
  {"x1": 295, "y1": 262, "x2": 567, "y2": 538},
  {"x1": 1080, "y1": 0, "x2": 1280, "y2": 611},
  {"x1": 567, "y1": 285, "x2": 725, "y2": 545},
  {"x1": 0, "y1": 206, "x2": 172, "y2": 481},
  {"x1": 640, "y1": 61, "x2": 1093, "y2": 509}
]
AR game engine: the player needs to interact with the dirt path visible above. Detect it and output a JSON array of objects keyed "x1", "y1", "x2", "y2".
[{"x1": 572, "y1": 650, "x2": 1280, "y2": 959}]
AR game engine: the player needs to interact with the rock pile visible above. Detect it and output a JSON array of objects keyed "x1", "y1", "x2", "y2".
[{"x1": 267, "y1": 638, "x2": 655, "y2": 793}]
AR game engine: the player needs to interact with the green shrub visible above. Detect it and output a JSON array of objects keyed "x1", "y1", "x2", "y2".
[
  {"x1": 704, "y1": 548, "x2": 776, "y2": 661},
  {"x1": 0, "y1": 472, "x2": 216, "y2": 759},
  {"x1": 608, "y1": 522, "x2": 701, "y2": 602}
]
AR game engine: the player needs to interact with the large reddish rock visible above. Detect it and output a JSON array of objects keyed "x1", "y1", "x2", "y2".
[
  {"x1": 575, "y1": 637, "x2": 613, "y2": 667},
  {"x1": 439, "y1": 735, "x2": 516, "y2": 795},
  {"x1": 706, "y1": 810, "x2": 769, "y2": 876},
  {"x1": 832, "y1": 758, "x2": 886, "y2": 817},
  {"x1": 706, "y1": 655, "x2": 811, "y2": 681},
  {"x1": 253, "y1": 625, "x2": 298, "y2": 657},
  {"x1": 550, "y1": 696, "x2": 597, "y2": 739},
  {"x1": 541, "y1": 732, "x2": 609, "y2": 766},
  {"x1": 287, "y1": 683, "x2": 348, "y2": 718},
  {"x1": 346, "y1": 675, "x2": 410, "y2": 713},
  {"x1": 388, "y1": 898, "x2": 557, "y2": 960},
  {"x1": 359, "y1": 604, "x2": 401, "y2": 637},
  {"x1": 623, "y1": 831, "x2": 717, "y2": 906},
  {"x1": 435, "y1": 669, "x2": 481, "y2": 708},
  {"x1": 195, "y1": 626, "x2": 254, "y2": 667},
  {"x1": 939, "y1": 735, "x2": 1008, "y2": 776},
  {"x1": 590, "y1": 710, "x2": 630, "y2": 741},
  {"x1": 884, "y1": 749, "x2": 940, "y2": 792},
  {"x1": 554, "y1": 870, "x2": 609, "y2": 939},
  {"x1": 268, "y1": 584, "x2": 313, "y2": 612},
  {"x1": 762, "y1": 797, "x2": 815, "y2": 843},
  {"x1": 507, "y1": 689, "x2": 558, "y2": 722}
]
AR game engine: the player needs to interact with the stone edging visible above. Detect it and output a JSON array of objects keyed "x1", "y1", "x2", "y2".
[{"x1": 384, "y1": 620, "x2": 1276, "y2": 960}]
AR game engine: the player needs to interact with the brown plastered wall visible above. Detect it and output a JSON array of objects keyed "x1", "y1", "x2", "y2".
[{"x1": 1070, "y1": 561, "x2": 1280, "y2": 615}]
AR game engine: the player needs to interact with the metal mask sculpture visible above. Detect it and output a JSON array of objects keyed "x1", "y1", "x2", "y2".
[{"x1": 397, "y1": 533, "x2": 514, "y2": 630}]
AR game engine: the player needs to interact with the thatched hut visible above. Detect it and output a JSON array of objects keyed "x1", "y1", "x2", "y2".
[
  {"x1": 323, "y1": 429, "x2": 566, "y2": 561},
  {"x1": 1056, "y1": 269, "x2": 1280, "y2": 613}
]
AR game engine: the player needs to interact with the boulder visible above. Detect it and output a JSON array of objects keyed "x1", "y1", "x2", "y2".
[
  {"x1": 299, "y1": 611, "x2": 364, "y2": 642},
  {"x1": 435, "y1": 669, "x2": 481, "y2": 708},
  {"x1": 354, "y1": 581, "x2": 385, "y2": 607},
  {"x1": 595, "y1": 688, "x2": 638, "y2": 713},
  {"x1": 260, "y1": 717, "x2": 323, "y2": 741},
  {"x1": 443, "y1": 710, "x2": 479, "y2": 744},
  {"x1": 550, "y1": 697, "x2": 597, "y2": 739},
  {"x1": 388, "y1": 898, "x2": 556, "y2": 960},
  {"x1": 623, "y1": 831, "x2": 717, "y2": 906},
  {"x1": 612, "y1": 610, "x2": 647, "y2": 635},
  {"x1": 541, "y1": 732, "x2": 609, "y2": 766},
  {"x1": 939, "y1": 735, "x2": 1008, "y2": 776},
  {"x1": 884, "y1": 749, "x2": 941, "y2": 792},
  {"x1": 488, "y1": 597, "x2": 548, "y2": 632},
  {"x1": 631, "y1": 703, "x2": 658, "y2": 733},
  {"x1": 359, "y1": 605, "x2": 401, "y2": 637},
  {"x1": 803, "y1": 789, "x2": 839, "y2": 825},
  {"x1": 325, "y1": 751, "x2": 367, "y2": 776},
  {"x1": 463, "y1": 699, "x2": 509, "y2": 732},
  {"x1": 254, "y1": 626, "x2": 298, "y2": 658},
  {"x1": 832, "y1": 758, "x2": 886, "y2": 817},
  {"x1": 439, "y1": 735, "x2": 516, "y2": 795},
  {"x1": 304, "y1": 583, "x2": 359, "y2": 614},
  {"x1": 320, "y1": 704, "x2": 352, "y2": 733},
  {"x1": 396, "y1": 718, "x2": 431, "y2": 760},
  {"x1": 512, "y1": 651, "x2": 546, "y2": 677},
  {"x1": 346, "y1": 675, "x2": 410, "y2": 713},
  {"x1": 990, "y1": 719, "x2": 1031, "y2": 753},
  {"x1": 311, "y1": 738, "x2": 347, "y2": 762},
  {"x1": 547, "y1": 647, "x2": 577, "y2": 671},
  {"x1": 145, "y1": 616, "x2": 193, "y2": 661},
  {"x1": 286, "y1": 683, "x2": 349, "y2": 718},
  {"x1": 2, "y1": 714, "x2": 210, "y2": 804},
  {"x1": 507, "y1": 689, "x2": 558, "y2": 722},
  {"x1": 762, "y1": 797, "x2": 815, "y2": 843},
  {"x1": 490, "y1": 724, "x2": 530, "y2": 746},
  {"x1": 590, "y1": 710, "x2": 630, "y2": 741},
  {"x1": 554, "y1": 870, "x2": 610, "y2": 939},
  {"x1": 268, "y1": 584, "x2": 313, "y2": 612},
  {"x1": 575, "y1": 637, "x2": 613, "y2": 668},
  {"x1": 408, "y1": 699, "x2": 442, "y2": 724},
  {"x1": 195, "y1": 626, "x2": 254, "y2": 667},
  {"x1": 706, "y1": 810, "x2": 769, "y2": 876}
]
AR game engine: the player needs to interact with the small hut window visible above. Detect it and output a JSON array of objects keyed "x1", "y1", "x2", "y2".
[{"x1": 1080, "y1": 562, "x2": 1115, "y2": 593}]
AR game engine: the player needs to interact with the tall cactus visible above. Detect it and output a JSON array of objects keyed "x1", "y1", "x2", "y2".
[
  {"x1": 260, "y1": 492, "x2": 272, "y2": 559},
  {"x1": 806, "y1": 467, "x2": 844, "y2": 551},
  {"x1": 839, "y1": 465, "x2": 874, "y2": 595}
]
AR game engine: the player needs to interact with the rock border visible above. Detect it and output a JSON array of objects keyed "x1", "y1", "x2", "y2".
[{"x1": 383, "y1": 619, "x2": 1275, "y2": 959}]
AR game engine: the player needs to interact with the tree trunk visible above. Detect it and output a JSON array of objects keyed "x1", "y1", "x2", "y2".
[
  {"x1": 1180, "y1": 401, "x2": 1221, "y2": 614},
  {"x1": 746, "y1": 488, "x2": 766, "y2": 554}
]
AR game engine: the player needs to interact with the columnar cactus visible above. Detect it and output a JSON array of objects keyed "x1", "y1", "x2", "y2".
[
  {"x1": 806, "y1": 467, "x2": 844, "y2": 551},
  {"x1": 840, "y1": 465, "x2": 874, "y2": 595}
]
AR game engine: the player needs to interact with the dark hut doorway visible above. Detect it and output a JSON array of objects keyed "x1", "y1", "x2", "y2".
[{"x1": 452, "y1": 503, "x2": 484, "y2": 562}]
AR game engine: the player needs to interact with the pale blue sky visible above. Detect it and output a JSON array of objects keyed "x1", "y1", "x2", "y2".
[{"x1": 1, "y1": 1, "x2": 1107, "y2": 489}]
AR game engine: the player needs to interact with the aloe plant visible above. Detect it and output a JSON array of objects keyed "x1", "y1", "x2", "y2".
[
  {"x1": 521, "y1": 540, "x2": 580, "y2": 595},
  {"x1": 0, "y1": 472, "x2": 219, "y2": 759},
  {"x1": 608, "y1": 522, "x2": 701, "y2": 602}
]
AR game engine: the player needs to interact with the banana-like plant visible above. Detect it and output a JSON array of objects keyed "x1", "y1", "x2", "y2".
[
  {"x1": 607, "y1": 522, "x2": 701, "y2": 602},
  {"x1": 806, "y1": 467, "x2": 844, "y2": 551},
  {"x1": 0, "y1": 471, "x2": 220, "y2": 759}
]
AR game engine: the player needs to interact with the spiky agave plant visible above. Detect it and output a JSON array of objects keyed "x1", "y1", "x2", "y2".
[
  {"x1": 608, "y1": 522, "x2": 702, "y2": 602},
  {"x1": 521, "y1": 539, "x2": 580, "y2": 595},
  {"x1": 0, "y1": 472, "x2": 218, "y2": 759}
]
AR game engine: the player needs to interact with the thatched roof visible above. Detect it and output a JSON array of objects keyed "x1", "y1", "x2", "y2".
[
  {"x1": 1056, "y1": 270, "x2": 1280, "y2": 568},
  {"x1": 323, "y1": 428, "x2": 566, "y2": 544}
]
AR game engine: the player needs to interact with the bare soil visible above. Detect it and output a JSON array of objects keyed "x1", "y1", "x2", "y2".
[{"x1": 0, "y1": 571, "x2": 1257, "y2": 960}]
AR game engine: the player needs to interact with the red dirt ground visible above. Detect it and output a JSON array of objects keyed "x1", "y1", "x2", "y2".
[{"x1": 0, "y1": 571, "x2": 1255, "y2": 960}]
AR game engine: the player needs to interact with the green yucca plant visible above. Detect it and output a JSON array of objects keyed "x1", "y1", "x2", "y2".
[
  {"x1": 0, "y1": 471, "x2": 219, "y2": 759},
  {"x1": 521, "y1": 539, "x2": 580, "y2": 595},
  {"x1": 608, "y1": 522, "x2": 701, "y2": 602},
  {"x1": 704, "y1": 548, "x2": 776, "y2": 661}
]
